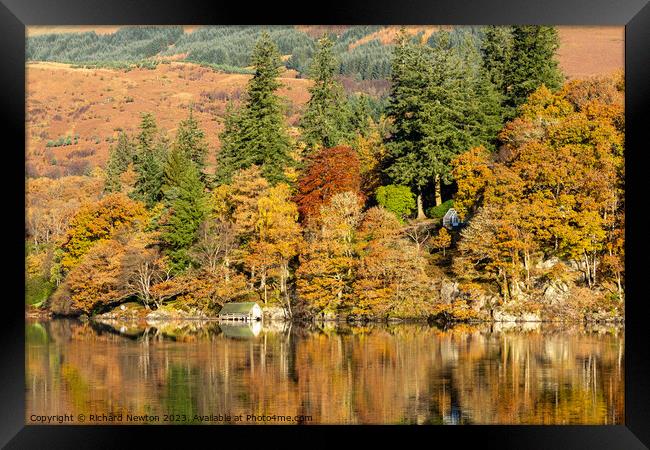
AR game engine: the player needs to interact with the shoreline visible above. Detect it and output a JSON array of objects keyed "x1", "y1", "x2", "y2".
[{"x1": 25, "y1": 310, "x2": 625, "y2": 326}]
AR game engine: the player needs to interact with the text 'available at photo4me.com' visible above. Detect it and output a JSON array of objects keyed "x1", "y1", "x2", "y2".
[{"x1": 29, "y1": 412, "x2": 314, "y2": 424}]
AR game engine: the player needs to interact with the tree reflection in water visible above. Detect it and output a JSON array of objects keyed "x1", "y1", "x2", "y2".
[{"x1": 26, "y1": 319, "x2": 624, "y2": 425}]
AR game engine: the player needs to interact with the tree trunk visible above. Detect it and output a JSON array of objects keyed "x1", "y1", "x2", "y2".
[
  {"x1": 416, "y1": 191, "x2": 427, "y2": 220},
  {"x1": 261, "y1": 271, "x2": 267, "y2": 304},
  {"x1": 524, "y1": 250, "x2": 530, "y2": 289},
  {"x1": 434, "y1": 174, "x2": 443, "y2": 206}
]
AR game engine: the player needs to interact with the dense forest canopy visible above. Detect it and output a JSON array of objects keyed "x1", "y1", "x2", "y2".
[{"x1": 26, "y1": 26, "x2": 625, "y2": 324}]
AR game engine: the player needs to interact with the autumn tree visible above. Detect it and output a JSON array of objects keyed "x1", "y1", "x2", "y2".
[
  {"x1": 352, "y1": 207, "x2": 434, "y2": 318},
  {"x1": 453, "y1": 78, "x2": 624, "y2": 296},
  {"x1": 293, "y1": 146, "x2": 361, "y2": 222},
  {"x1": 229, "y1": 165, "x2": 270, "y2": 241},
  {"x1": 190, "y1": 218, "x2": 236, "y2": 275},
  {"x1": 26, "y1": 175, "x2": 103, "y2": 247},
  {"x1": 150, "y1": 269, "x2": 248, "y2": 312},
  {"x1": 50, "y1": 239, "x2": 132, "y2": 315},
  {"x1": 50, "y1": 231, "x2": 170, "y2": 314},
  {"x1": 297, "y1": 192, "x2": 362, "y2": 315},
  {"x1": 51, "y1": 193, "x2": 148, "y2": 281},
  {"x1": 431, "y1": 227, "x2": 452, "y2": 256},
  {"x1": 246, "y1": 183, "x2": 303, "y2": 313},
  {"x1": 121, "y1": 232, "x2": 170, "y2": 309},
  {"x1": 353, "y1": 116, "x2": 388, "y2": 197}
]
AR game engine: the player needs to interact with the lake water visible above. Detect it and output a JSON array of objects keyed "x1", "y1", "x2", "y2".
[{"x1": 26, "y1": 319, "x2": 624, "y2": 425}]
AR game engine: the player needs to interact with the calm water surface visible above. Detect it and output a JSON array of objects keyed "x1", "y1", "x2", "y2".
[{"x1": 26, "y1": 319, "x2": 624, "y2": 425}]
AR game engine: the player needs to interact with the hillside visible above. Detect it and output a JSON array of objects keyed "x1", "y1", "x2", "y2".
[
  {"x1": 26, "y1": 61, "x2": 312, "y2": 177},
  {"x1": 25, "y1": 25, "x2": 624, "y2": 178}
]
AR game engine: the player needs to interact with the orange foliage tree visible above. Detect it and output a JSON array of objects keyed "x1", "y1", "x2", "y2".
[
  {"x1": 352, "y1": 207, "x2": 434, "y2": 319},
  {"x1": 296, "y1": 192, "x2": 362, "y2": 315},
  {"x1": 452, "y1": 76, "x2": 624, "y2": 298},
  {"x1": 51, "y1": 193, "x2": 149, "y2": 283},
  {"x1": 293, "y1": 146, "x2": 362, "y2": 222},
  {"x1": 246, "y1": 183, "x2": 303, "y2": 311}
]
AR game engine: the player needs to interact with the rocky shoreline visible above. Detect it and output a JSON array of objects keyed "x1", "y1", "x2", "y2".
[{"x1": 27, "y1": 300, "x2": 624, "y2": 326}]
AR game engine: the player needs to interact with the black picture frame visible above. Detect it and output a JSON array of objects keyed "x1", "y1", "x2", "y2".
[{"x1": 2, "y1": 0, "x2": 649, "y2": 447}]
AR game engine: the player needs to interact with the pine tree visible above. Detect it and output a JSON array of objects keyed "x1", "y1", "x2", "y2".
[
  {"x1": 480, "y1": 26, "x2": 514, "y2": 96},
  {"x1": 384, "y1": 30, "x2": 503, "y2": 215},
  {"x1": 299, "y1": 36, "x2": 352, "y2": 151},
  {"x1": 470, "y1": 69, "x2": 505, "y2": 147},
  {"x1": 503, "y1": 26, "x2": 564, "y2": 113},
  {"x1": 161, "y1": 144, "x2": 207, "y2": 273},
  {"x1": 132, "y1": 113, "x2": 167, "y2": 208},
  {"x1": 174, "y1": 108, "x2": 208, "y2": 180},
  {"x1": 450, "y1": 29, "x2": 505, "y2": 148},
  {"x1": 348, "y1": 93, "x2": 374, "y2": 138},
  {"x1": 104, "y1": 131, "x2": 134, "y2": 193},
  {"x1": 215, "y1": 32, "x2": 292, "y2": 184},
  {"x1": 383, "y1": 29, "x2": 435, "y2": 219}
]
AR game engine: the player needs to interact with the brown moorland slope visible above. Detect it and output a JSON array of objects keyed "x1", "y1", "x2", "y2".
[
  {"x1": 26, "y1": 62, "x2": 312, "y2": 177},
  {"x1": 556, "y1": 26, "x2": 623, "y2": 79}
]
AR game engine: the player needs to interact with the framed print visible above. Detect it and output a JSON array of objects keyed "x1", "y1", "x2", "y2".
[{"x1": 2, "y1": 0, "x2": 649, "y2": 447}]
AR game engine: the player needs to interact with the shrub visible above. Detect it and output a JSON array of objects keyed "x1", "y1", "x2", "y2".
[
  {"x1": 26, "y1": 274, "x2": 55, "y2": 306},
  {"x1": 427, "y1": 199, "x2": 454, "y2": 219},
  {"x1": 375, "y1": 184, "x2": 415, "y2": 220}
]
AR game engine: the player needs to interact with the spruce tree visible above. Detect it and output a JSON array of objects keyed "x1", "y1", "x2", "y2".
[
  {"x1": 161, "y1": 145, "x2": 207, "y2": 272},
  {"x1": 348, "y1": 93, "x2": 374, "y2": 138},
  {"x1": 174, "y1": 108, "x2": 208, "y2": 180},
  {"x1": 215, "y1": 32, "x2": 292, "y2": 184},
  {"x1": 503, "y1": 26, "x2": 563, "y2": 113},
  {"x1": 104, "y1": 131, "x2": 134, "y2": 193},
  {"x1": 383, "y1": 29, "x2": 434, "y2": 219},
  {"x1": 480, "y1": 26, "x2": 514, "y2": 96},
  {"x1": 385, "y1": 30, "x2": 501, "y2": 215},
  {"x1": 299, "y1": 36, "x2": 352, "y2": 151},
  {"x1": 469, "y1": 69, "x2": 504, "y2": 147},
  {"x1": 132, "y1": 113, "x2": 167, "y2": 208}
]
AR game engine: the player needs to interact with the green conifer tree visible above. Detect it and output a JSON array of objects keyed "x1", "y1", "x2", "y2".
[
  {"x1": 132, "y1": 113, "x2": 167, "y2": 208},
  {"x1": 161, "y1": 144, "x2": 207, "y2": 273},
  {"x1": 385, "y1": 30, "x2": 502, "y2": 215},
  {"x1": 299, "y1": 36, "x2": 352, "y2": 151},
  {"x1": 104, "y1": 131, "x2": 134, "y2": 193},
  {"x1": 215, "y1": 32, "x2": 292, "y2": 184},
  {"x1": 174, "y1": 108, "x2": 208, "y2": 180},
  {"x1": 503, "y1": 26, "x2": 564, "y2": 113},
  {"x1": 480, "y1": 26, "x2": 514, "y2": 96},
  {"x1": 383, "y1": 29, "x2": 434, "y2": 219}
]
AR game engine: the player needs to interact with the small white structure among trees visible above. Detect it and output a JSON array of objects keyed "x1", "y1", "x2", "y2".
[
  {"x1": 442, "y1": 208, "x2": 461, "y2": 229},
  {"x1": 218, "y1": 302, "x2": 263, "y2": 321}
]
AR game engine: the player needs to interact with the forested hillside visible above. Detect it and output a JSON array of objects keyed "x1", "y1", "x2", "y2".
[
  {"x1": 26, "y1": 26, "x2": 625, "y2": 324},
  {"x1": 27, "y1": 25, "x2": 623, "y2": 80}
]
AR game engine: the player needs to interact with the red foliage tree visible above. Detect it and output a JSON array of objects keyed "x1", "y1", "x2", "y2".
[{"x1": 293, "y1": 146, "x2": 362, "y2": 221}]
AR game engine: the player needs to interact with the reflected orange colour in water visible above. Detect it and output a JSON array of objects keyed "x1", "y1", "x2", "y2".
[{"x1": 26, "y1": 320, "x2": 624, "y2": 425}]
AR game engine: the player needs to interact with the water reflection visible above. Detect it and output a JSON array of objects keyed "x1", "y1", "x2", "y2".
[{"x1": 26, "y1": 319, "x2": 624, "y2": 425}]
